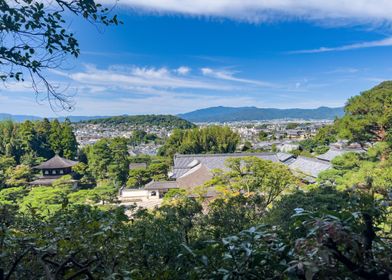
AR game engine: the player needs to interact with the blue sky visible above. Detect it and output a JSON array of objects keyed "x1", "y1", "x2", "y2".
[{"x1": 2, "y1": 1, "x2": 392, "y2": 117}]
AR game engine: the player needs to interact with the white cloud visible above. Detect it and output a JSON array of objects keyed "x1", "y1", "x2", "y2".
[
  {"x1": 62, "y1": 65, "x2": 277, "y2": 94},
  {"x1": 106, "y1": 0, "x2": 392, "y2": 23},
  {"x1": 200, "y1": 67, "x2": 274, "y2": 87},
  {"x1": 175, "y1": 66, "x2": 191, "y2": 75},
  {"x1": 67, "y1": 65, "x2": 231, "y2": 91},
  {"x1": 290, "y1": 37, "x2": 392, "y2": 54}
]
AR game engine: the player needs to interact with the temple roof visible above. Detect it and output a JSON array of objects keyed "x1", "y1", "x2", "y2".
[
  {"x1": 34, "y1": 155, "x2": 78, "y2": 169},
  {"x1": 144, "y1": 180, "x2": 178, "y2": 190},
  {"x1": 317, "y1": 147, "x2": 365, "y2": 162},
  {"x1": 288, "y1": 156, "x2": 331, "y2": 179},
  {"x1": 171, "y1": 152, "x2": 294, "y2": 179}
]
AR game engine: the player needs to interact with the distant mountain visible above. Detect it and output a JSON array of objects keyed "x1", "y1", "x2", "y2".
[
  {"x1": 0, "y1": 114, "x2": 110, "y2": 122},
  {"x1": 57, "y1": 116, "x2": 111, "y2": 122},
  {"x1": 178, "y1": 106, "x2": 345, "y2": 122},
  {"x1": 0, "y1": 113, "x2": 42, "y2": 122},
  {"x1": 0, "y1": 114, "x2": 195, "y2": 128}
]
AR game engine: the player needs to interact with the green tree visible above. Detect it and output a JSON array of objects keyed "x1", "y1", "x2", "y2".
[
  {"x1": 0, "y1": 186, "x2": 28, "y2": 205},
  {"x1": 4, "y1": 164, "x2": 32, "y2": 187},
  {"x1": 90, "y1": 180, "x2": 119, "y2": 205},
  {"x1": 19, "y1": 185, "x2": 71, "y2": 215},
  {"x1": 258, "y1": 130, "x2": 269, "y2": 141},
  {"x1": 286, "y1": 122, "x2": 299, "y2": 129},
  {"x1": 61, "y1": 119, "x2": 78, "y2": 159},
  {"x1": 159, "y1": 126, "x2": 240, "y2": 157},
  {"x1": 72, "y1": 162, "x2": 95, "y2": 186},
  {"x1": 34, "y1": 118, "x2": 53, "y2": 158},
  {"x1": 338, "y1": 81, "x2": 392, "y2": 159},
  {"x1": 130, "y1": 129, "x2": 147, "y2": 145},
  {"x1": 85, "y1": 139, "x2": 112, "y2": 181},
  {"x1": 127, "y1": 168, "x2": 150, "y2": 188},
  {"x1": 215, "y1": 157, "x2": 298, "y2": 207},
  {"x1": 18, "y1": 120, "x2": 36, "y2": 155},
  {"x1": 49, "y1": 119, "x2": 63, "y2": 155},
  {"x1": 108, "y1": 138, "x2": 129, "y2": 185}
]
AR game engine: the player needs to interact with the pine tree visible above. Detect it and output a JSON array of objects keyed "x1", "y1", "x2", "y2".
[
  {"x1": 34, "y1": 118, "x2": 54, "y2": 159},
  {"x1": 49, "y1": 119, "x2": 63, "y2": 156},
  {"x1": 19, "y1": 120, "x2": 36, "y2": 155},
  {"x1": 61, "y1": 119, "x2": 78, "y2": 159}
]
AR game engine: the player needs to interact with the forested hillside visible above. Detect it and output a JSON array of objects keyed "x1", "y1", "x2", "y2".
[{"x1": 83, "y1": 114, "x2": 196, "y2": 129}]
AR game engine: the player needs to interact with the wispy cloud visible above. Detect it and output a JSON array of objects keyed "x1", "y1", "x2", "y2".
[
  {"x1": 58, "y1": 64, "x2": 276, "y2": 93},
  {"x1": 290, "y1": 37, "x2": 392, "y2": 54},
  {"x1": 3, "y1": 63, "x2": 357, "y2": 116},
  {"x1": 106, "y1": 0, "x2": 392, "y2": 23},
  {"x1": 325, "y1": 67, "x2": 360, "y2": 74},
  {"x1": 200, "y1": 67, "x2": 274, "y2": 87},
  {"x1": 66, "y1": 65, "x2": 231, "y2": 91}
]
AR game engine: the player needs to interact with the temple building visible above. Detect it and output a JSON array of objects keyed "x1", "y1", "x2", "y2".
[{"x1": 30, "y1": 155, "x2": 79, "y2": 186}]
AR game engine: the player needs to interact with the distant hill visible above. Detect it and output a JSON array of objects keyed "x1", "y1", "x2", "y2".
[
  {"x1": 0, "y1": 113, "x2": 42, "y2": 122},
  {"x1": 178, "y1": 106, "x2": 345, "y2": 122},
  {"x1": 57, "y1": 116, "x2": 111, "y2": 122},
  {"x1": 0, "y1": 114, "x2": 110, "y2": 123},
  {"x1": 82, "y1": 115, "x2": 196, "y2": 129}
]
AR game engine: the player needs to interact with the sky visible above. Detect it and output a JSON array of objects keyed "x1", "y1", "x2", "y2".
[{"x1": 2, "y1": 0, "x2": 392, "y2": 117}]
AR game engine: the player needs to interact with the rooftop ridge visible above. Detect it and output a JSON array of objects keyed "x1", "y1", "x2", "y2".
[
  {"x1": 34, "y1": 155, "x2": 78, "y2": 169},
  {"x1": 295, "y1": 156, "x2": 332, "y2": 165},
  {"x1": 174, "y1": 152, "x2": 276, "y2": 158}
]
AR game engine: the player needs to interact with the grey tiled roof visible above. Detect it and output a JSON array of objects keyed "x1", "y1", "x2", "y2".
[
  {"x1": 288, "y1": 156, "x2": 331, "y2": 178},
  {"x1": 172, "y1": 152, "x2": 287, "y2": 179},
  {"x1": 144, "y1": 180, "x2": 178, "y2": 190},
  {"x1": 34, "y1": 155, "x2": 78, "y2": 169},
  {"x1": 317, "y1": 148, "x2": 365, "y2": 162},
  {"x1": 276, "y1": 152, "x2": 295, "y2": 162},
  {"x1": 29, "y1": 176, "x2": 77, "y2": 186}
]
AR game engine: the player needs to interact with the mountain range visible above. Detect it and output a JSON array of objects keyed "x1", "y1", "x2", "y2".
[
  {"x1": 178, "y1": 106, "x2": 345, "y2": 122},
  {"x1": 0, "y1": 114, "x2": 111, "y2": 122},
  {"x1": 0, "y1": 106, "x2": 344, "y2": 123}
]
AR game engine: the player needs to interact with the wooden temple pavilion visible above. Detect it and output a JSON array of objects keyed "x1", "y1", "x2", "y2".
[{"x1": 30, "y1": 155, "x2": 79, "y2": 186}]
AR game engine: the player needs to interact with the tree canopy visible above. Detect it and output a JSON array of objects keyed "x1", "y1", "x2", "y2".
[
  {"x1": 158, "y1": 125, "x2": 240, "y2": 157},
  {"x1": 83, "y1": 114, "x2": 195, "y2": 129},
  {"x1": 339, "y1": 81, "x2": 392, "y2": 147}
]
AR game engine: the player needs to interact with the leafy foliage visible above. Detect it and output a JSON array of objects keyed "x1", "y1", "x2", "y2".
[
  {"x1": 84, "y1": 137, "x2": 129, "y2": 185},
  {"x1": 159, "y1": 126, "x2": 240, "y2": 157},
  {"x1": 0, "y1": 119, "x2": 77, "y2": 165},
  {"x1": 337, "y1": 81, "x2": 392, "y2": 159}
]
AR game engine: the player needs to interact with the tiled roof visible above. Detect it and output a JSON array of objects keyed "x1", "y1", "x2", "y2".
[
  {"x1": 144, "y1": 180, "x2": 178, "y2": 190},
  {"x1": 177, "y1": 163, "x2": 213, "y2": 189},
  {"x1": 288, "y1": 156, "x2": 331, "y2": 178},
  {"x1": 29, "y1": 176, "x2": 77, "y2": 186},
  {"x1": 276, "y1": 152, "x2": 295, "y2": 162},
  {"x1": 317, "y1": 148, "x2": 365, "y2": 162},
  {"x1": 34, "y1": 155, "x2": 78, "y2": 169},
  {"x1": 172, "y1": 152, "x2": 289, "y2": 179}
]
